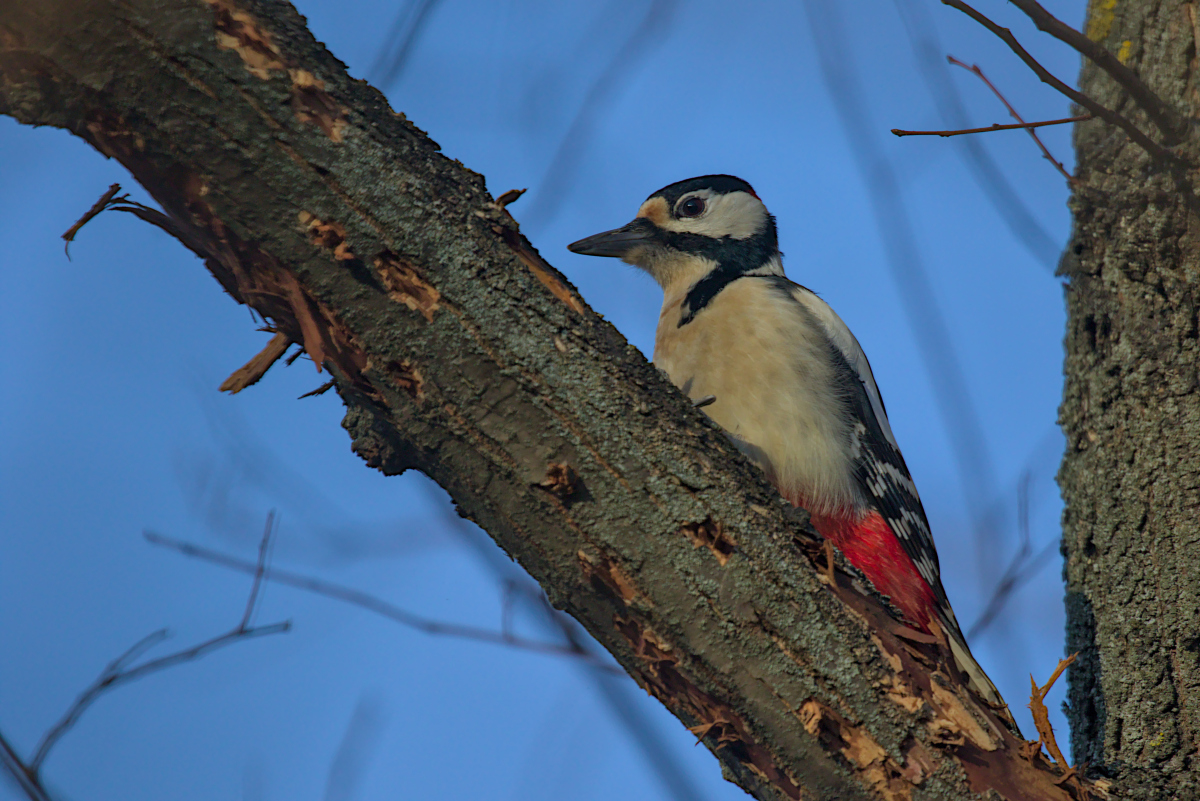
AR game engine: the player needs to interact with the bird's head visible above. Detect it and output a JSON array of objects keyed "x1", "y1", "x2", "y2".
[{"x1": 568, "y1": 175, "x2": 781, "y2": 292}]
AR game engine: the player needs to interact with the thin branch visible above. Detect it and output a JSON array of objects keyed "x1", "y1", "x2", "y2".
[
  {"x1": 59, "y1": 183, "x2": 219, "y2": 263},
  {"x1": 144, "y1": 530, "x2": 623, "y2": 673},
  {"x1": 892, "y1": 0, "x2": 1060, "y2": 271},
  {"x1": 941, "y1": 0, "x2": 1180, "y2": 165},
  {"x1": 284, "y1": 345, "x2": 306, "y2": 366},
  {"x1": 947, "y1": 56, "x2": 1079, "y2": 183},
  {"x1": 1029, "y1": 653, "x2": 1079, "y2": 772},
  {"x1": 0, "y1": 729, "x2": 53, "y2": 801},
  {"x1": 240, "y1": 510, "x2": 275, "y2": 630},
  {"x1": 969, "y1": 538, "x2": 1059, "y2": 640},
  {"x1": 892, "y1": 115, "x2": 1089, "y2": 137},
  {"x1": 25, "y1": 519, "x2": 290, "y2": 778},
  {"x1": 1005, "y1": 0, "x2": 1185, "y2": 143}
]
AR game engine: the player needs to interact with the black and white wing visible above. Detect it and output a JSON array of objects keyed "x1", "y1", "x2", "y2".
[{"x1": 783, "y1": 282, "x2": 954, "y2": 614}]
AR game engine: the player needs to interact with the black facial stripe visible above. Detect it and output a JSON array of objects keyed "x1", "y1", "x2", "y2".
[
  {"x1": 649, "y1": 175, "x2": 758, "y2": 206},
  {"x1": 675, "y1": 221, "x2": 779, "y2": 326}
]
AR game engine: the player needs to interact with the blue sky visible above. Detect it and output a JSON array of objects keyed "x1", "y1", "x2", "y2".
[{"x1": 2, "y1": 1, "x2": 1083, "y2": 798}]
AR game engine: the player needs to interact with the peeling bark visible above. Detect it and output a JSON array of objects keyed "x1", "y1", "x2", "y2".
[
  {"x1": 1, "y1": 1, "x2": 1090, "y2": 798},
  {"x1": 1061, "y1": 1, "x2": 1200, "y2": 797}
]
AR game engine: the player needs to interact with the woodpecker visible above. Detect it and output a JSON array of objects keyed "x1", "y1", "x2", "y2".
[{"x1": 568, "y1": 175, "x2": 1014, "y2": 729}]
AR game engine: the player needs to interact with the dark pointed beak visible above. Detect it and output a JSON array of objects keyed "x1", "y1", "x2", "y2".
[{"x1": 567, "y1": 220, "x2": 652, "y2": 257}]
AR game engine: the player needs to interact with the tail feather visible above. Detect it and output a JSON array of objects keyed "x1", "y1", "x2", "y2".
[{"x1": 940, "y1": 611, "x2": 1021, "y2": 736}]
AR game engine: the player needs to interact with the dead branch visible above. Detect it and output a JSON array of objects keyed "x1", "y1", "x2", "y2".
[
  {"x1": 298, "y1": 379, "x2": 336, "y2": 399},
  {"x1": 1027, "y1": 654, "x2": 1093, "y2": 799}
]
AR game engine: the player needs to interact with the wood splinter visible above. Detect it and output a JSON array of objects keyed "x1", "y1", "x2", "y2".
[
  {"x1": 219, "y1": 332, "x2": 292, "y2": 393},
  {"x1": 495, "y1": 188, "x2": 526, "y2": 208}
]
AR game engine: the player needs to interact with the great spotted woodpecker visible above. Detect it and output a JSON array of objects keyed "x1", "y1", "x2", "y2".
[{"x1": 568, "y1": 175, "x2": 1014, "y2": 728}]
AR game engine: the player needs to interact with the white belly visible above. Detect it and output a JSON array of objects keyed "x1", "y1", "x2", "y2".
[{"x1": 654, "y1": 278, "x2": 859, "y2": 514}]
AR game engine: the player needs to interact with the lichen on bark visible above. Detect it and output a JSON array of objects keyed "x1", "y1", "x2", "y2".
[{"x1": 1061, "y1": 1, "x2": 1200, "y2": 795}]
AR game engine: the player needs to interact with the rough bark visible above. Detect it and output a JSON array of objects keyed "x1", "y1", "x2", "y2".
[
  {"x1": 1061, "y1": 0, "x2": 1200, "y2": 797},
  {"x1": 1, "y1": 1, "x2": 1081, "y2": 799}
]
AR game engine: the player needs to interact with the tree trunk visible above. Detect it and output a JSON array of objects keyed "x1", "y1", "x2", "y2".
[
  {"x1": 0, "y1": 1, "x2": 1093, "y2": 798},
  {"x1": 1061, "y1": 0, "x2": 1200, "y2": 796}
]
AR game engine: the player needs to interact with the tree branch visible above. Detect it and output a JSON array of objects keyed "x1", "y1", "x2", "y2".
[
  {"x1": 1, "y1": 508, "x2": 288, "y2": 801},
  {"x1": 947, "y1": 56, "x2": 1079, "y2": 183},
  {"x1": 144, "y1": 529, "x2": 624, "y2": 672},
  {"x1": 28, "y1": 521, "x2": 288, "y2": 778},
  {"x1": 1004, "y1": 0, "x2": 1185, "y2": 144},
  {"x1": 892, "y1": 115, "x2": 1090, "y2": 137},
  {"x1": 941, "y1": 0, "x2": 1181, "y2": 165},
  {"x1": 0, "y1": 1, "x2": 1085, "y2": 797}
]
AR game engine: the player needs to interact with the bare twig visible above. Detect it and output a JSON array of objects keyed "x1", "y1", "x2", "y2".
[
  {"x1": 2, "y1": 517, "x2": 289, "y2": 800},
  {"x1": 26, "y1": 520, "x2": 290, "y2": 777},
  {"x1": 1006, "y1": 0, "x2": 1185, "y2": 143},
  {"x1": 892, "y1": 115, "x2": 1089, "y2": 137},
  {"x1": 60, "y1": 183, "x2": 219, "y2": 262},
  {"x1": 892, "y1": 0, "x2": 1059, "y2": 270},
  {"x1": 144, "y1": 530, "x2": 623, "y2": 673},
  {"x1": 1, "y1": 729, "x2": 53, "y2": 801},
  {"x1": 947, "y1": 56, "x2": 1079, "y2": 182},
  {"x1": 941, "y1": 0, "x2": 1180, "y2": 165},
  {"x1": 285, "y1": 345, "x2": 306, "y2": 366},
  {"x1": 240, "y1": 511, "x2": 275, "y2": 629}
]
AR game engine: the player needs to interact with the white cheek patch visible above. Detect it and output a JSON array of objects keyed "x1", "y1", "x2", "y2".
[{"x1": 658, "y1": 191, "x2": 766, "y2": 240}]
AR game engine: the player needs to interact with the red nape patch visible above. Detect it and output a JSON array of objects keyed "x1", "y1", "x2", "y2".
[{"x1": 807, "y1": 508, "x2": 938, "y2": 631}]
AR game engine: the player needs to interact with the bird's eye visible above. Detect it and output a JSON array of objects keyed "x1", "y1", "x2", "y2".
[{"x1": 678, "y1": 196, "x2": 706, "y2": 218}]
